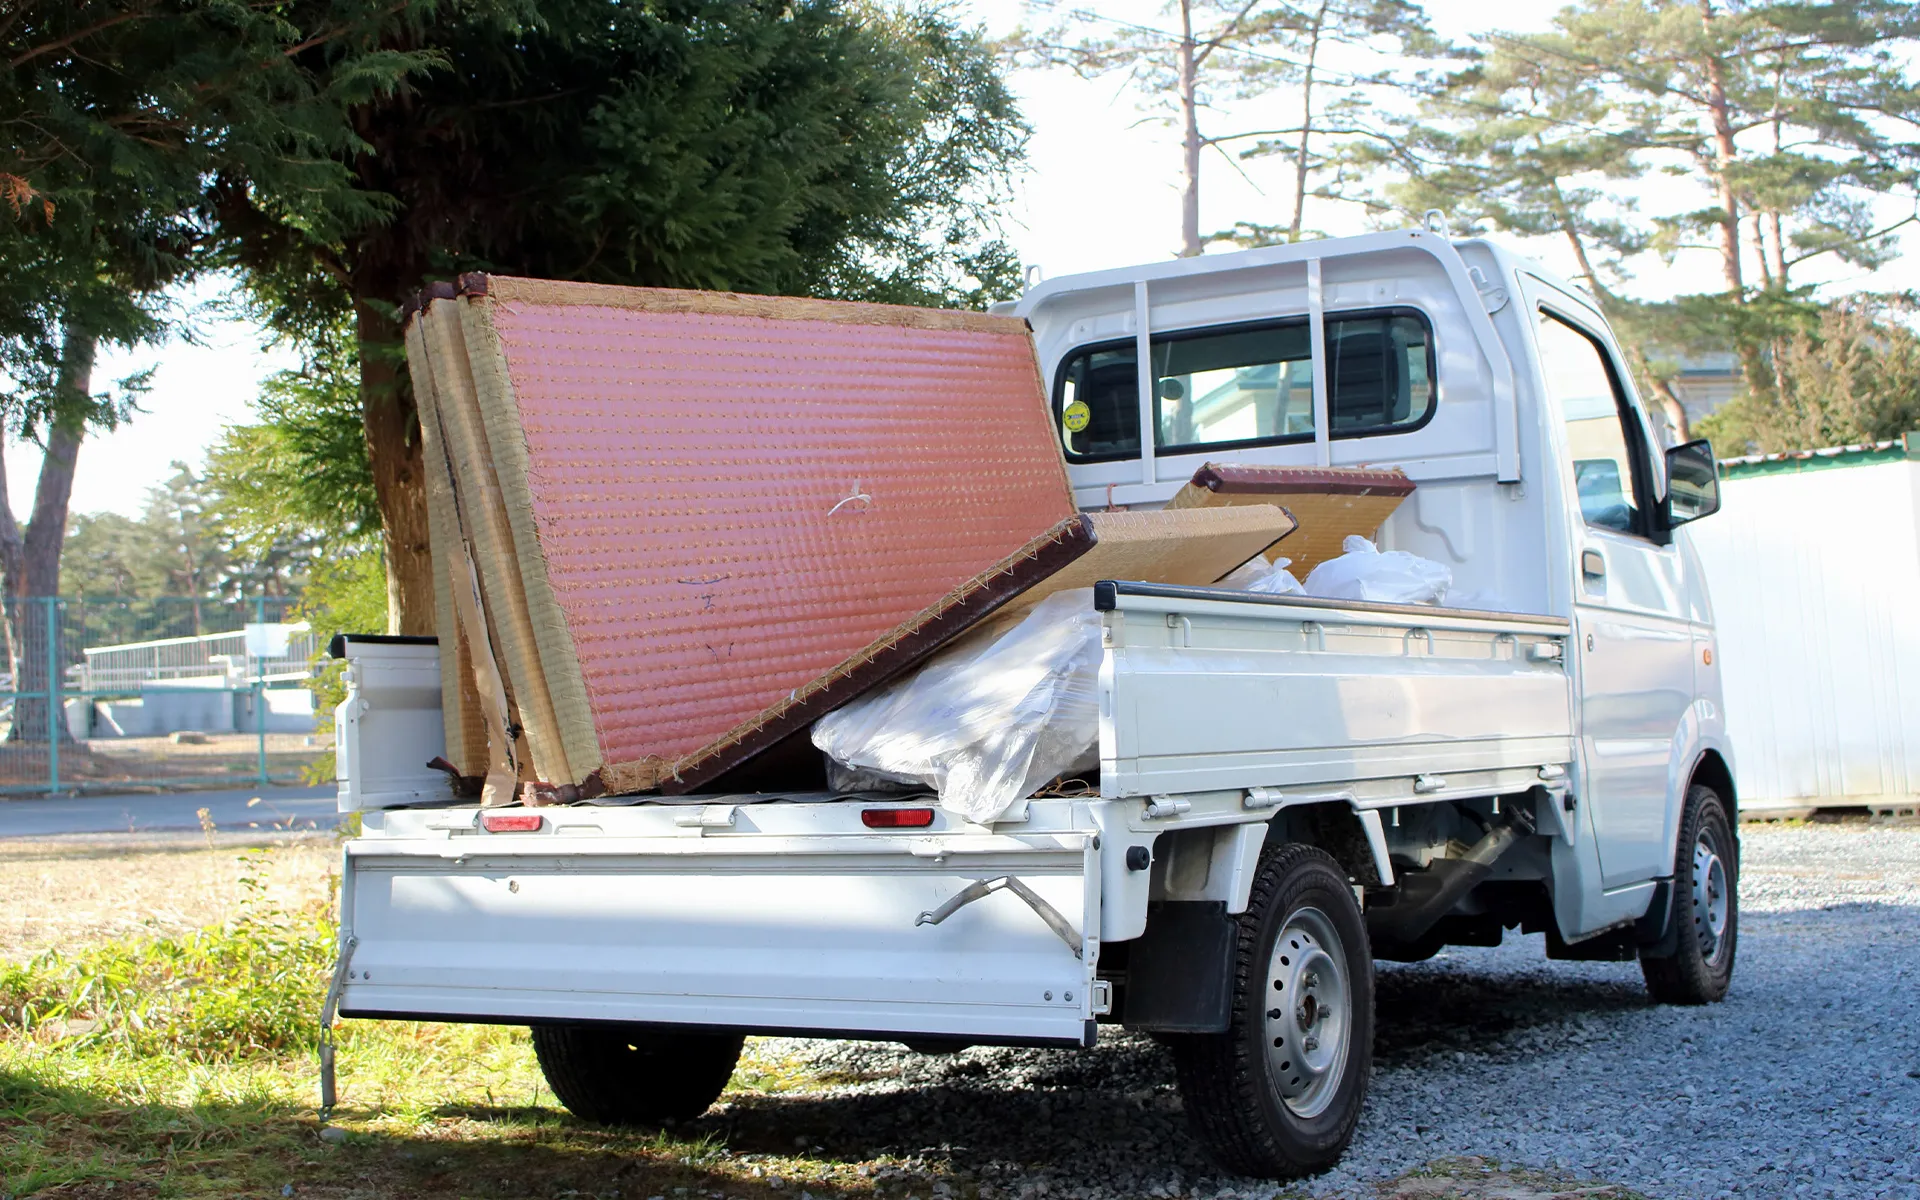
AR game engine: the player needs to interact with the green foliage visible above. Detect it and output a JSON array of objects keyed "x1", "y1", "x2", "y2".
[
  {"x1": 1698, "y1": 297, "x2": 1920, "y2": 455},
  {"x1": 2, "y1": 1, "x2": 432, "y2": 433},
  {"x1": 206, "y1": 323, "x2": 379, "y2": 554},
  {"x1": 0, "y1": 852, "x2": 334, "y2": 1059},
  {"x1": 61, "y1": 462, "x2": 314, "y2": 606},
  {"x1": 231, "y1": 0, "x2": 1030, "y2": 338},
  {"x1": 1361, "y1": 0, "x2": 1920, "y2": 448}
]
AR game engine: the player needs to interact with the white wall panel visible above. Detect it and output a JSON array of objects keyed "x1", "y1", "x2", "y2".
[{"x1": 1686, "y1": 459, "x2": 1920, "y2": 810}]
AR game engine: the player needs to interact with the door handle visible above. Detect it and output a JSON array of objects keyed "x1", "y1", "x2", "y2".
[{"x1": 1581, "y1": 549, "x2": 1606, "y2": 580}]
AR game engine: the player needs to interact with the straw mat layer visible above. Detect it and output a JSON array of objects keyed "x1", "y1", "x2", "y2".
[
  {"x1": 1168, "y1": 463, "x2": 1414, "y2": 574},
  {"x1": 418, "y1": 275, "x2": 1090, "y2": 795}
]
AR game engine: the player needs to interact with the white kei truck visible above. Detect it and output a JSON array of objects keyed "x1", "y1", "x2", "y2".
[{"x1": 323, "y1": 230, "x2": 1737, "y2": 1179}]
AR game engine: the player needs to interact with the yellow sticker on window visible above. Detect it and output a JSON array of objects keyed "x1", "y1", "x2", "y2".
[{"x1": 1062, "y1": 399, "x2": 1092, "y2": 433}]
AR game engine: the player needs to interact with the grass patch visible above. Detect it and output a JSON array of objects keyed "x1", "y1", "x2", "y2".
[{"x1": 0, "y1": 848, "x2": 833, "y2": 1199}]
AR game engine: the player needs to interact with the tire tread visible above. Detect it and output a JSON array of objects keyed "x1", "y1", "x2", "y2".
[
  {"x1": 1170, "y1": 843, "x2": 1373, "y2": 1178},
  {"x1": 532, "y1": 1025, "x2": 743, "y2": 1125},
  {"x1": 1641, "y1": 784, "x2": 1737, "y2": 1005}
]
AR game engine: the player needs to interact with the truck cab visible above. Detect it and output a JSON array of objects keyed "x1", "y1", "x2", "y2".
[
  {"x1": 1013, "y1": 230, "x2": 1734, "y2": 934},
  {"x1": 326, "y1": 231, "x2": 1736, "y2": 1181}
]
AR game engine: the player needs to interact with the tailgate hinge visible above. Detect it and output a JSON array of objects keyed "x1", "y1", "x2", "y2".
[{"x1": 917, "y1": 876, "x2": 1084, "y2": 959}]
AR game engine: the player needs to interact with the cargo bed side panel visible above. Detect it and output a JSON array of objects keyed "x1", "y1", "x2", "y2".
[{"x1": 1099, "y1": 587, "x2": 1575, "y2": 797}]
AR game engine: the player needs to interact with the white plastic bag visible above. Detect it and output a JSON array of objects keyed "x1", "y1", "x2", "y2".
[
  {"x1": 811, "y1": 588, "x2": 1103, "y2": 824},
  {"x1": 1246, "y1": 555, "x2": 1306, "y2": 595},
  {"x1": 1303, "y1": 535, "x2": 1451, "y2": 605},
  {"x1": 1218, "y1": 554, "x2": 1304, "y2": 594},
  {"x1": 1213, "y1": 553, "x2": 1271, "y2": 589}
]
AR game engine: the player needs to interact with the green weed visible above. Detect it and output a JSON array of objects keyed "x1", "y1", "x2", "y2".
[{"x1": 0, "y1": 850, "x2": 334, "y2": 1058}]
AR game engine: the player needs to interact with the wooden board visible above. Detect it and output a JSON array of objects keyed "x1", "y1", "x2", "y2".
[{"x1": 1167, "y1": 463, "x2": 1414, "y2": 574}]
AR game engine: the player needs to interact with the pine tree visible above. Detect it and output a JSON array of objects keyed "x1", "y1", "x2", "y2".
[
  {"x1": 1009, "y1": 0, "x2": 1433, "y2": 256},
  {"x1": 1368, "y1": 0, "x2": 1920, "y2": 442}
]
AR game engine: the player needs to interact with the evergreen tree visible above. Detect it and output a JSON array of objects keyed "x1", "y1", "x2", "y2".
[
  {"x1": 1009, "y1": 0, "x2": 1433, "y2": 256},
  {"x1": 1367, "y1": 0, "x2": 1920, "y2": 444},
  {"x1": 1698, "y1": 295, "x2": 1920, "y2": 454},
  {"x1": 2, "y1": 0, "x2": 425, "y2": 738},
  {"x1": 219, "y1": 0, "x2": 1028, "y2": 634}
]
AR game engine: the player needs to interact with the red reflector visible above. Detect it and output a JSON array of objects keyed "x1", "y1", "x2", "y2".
[
  {"x1": 861, "y1": 807, "x2": 935, "y2": 828},
  {"x1": 481, "y1": 812, "x2": 544, "y2": 833}
]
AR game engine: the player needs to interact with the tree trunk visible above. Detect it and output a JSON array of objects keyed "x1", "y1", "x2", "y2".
[
  {"x1": 1767, "y1": 209, "x2": 1787, "y2": 286},
  {"x1": 357, "y1": 300, "x2": 436, "y2": 635},
  {"x1": 1750, "y1": 211, "x2": 1772, "y2": 290},
  {"x1": 1288, "y1": 4, "x2": 1328, "y2": 243},
  {"x1": 1177, "y1": 0, "x2": 1203, "y2": 257},
  {"x1": 5, "y1": 328, "x2": 93, "y2": 744},
  {"x1": 0, "y1": 433, "x2": 24, "y2": 712},
  {"x1": 1700, "y1": 52, "x2": 1743, "y2": 292},
  {"x1": 1698, "y1": 3, "x2": 1766, "y2": 402}
]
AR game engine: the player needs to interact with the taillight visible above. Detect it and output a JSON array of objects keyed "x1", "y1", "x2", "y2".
[
  {"x1": 861, "y1": 807, "x2": 935, "y2": 829},
  {"x1": 481, "y1": 812, "x2": 544, "y2": 833}
]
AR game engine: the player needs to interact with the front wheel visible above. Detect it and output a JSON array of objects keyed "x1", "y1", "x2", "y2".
[
  {"x1": 1169, "y1": 844, "x2": 1374, "y2": 1178},
  {"x1": 532, "y1": 1025, "x2": 743, "y2": 1125},
  {"x1": 1640, "y1": 783, "x2": 1738, "y2": 1004}
]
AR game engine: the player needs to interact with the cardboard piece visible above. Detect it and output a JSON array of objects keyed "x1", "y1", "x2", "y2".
[
  {"x1": 1003, "y1": 505, "x2": 1297, "y2": 614},
  {"x1": 1168, "y1": 463, "x2": 1415, "y2": 574},
  {"x1": 404, "y1": 274, "x2": 1093, "y2": 797}
]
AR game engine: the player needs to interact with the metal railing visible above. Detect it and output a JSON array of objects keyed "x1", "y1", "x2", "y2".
[
  {"x1": 79, "y1": 625, "x2": 322, "y2": 692},
  {"x1": 0, "y1": 597, "x2": 330, "y2": 794}
]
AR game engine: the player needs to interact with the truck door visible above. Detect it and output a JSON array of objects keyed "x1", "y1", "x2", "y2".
[{"x1": 1532, "y1": 303, "x2": 1693, "y2": 889}]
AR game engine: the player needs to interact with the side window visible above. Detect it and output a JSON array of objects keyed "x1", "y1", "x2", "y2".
[
  {"x1": 1055, "y1": 309, "x2": 1435, "y2": 461},
  {"x1": 1328, "y1": 314, "x2": 1432, "y2": 433},
  {"x1": 1536, "y1": 310, "x2": 1647, "y2": 537},
  {"x1": 1057, "y1": 343, "x2": 1140, "y2": 461}
]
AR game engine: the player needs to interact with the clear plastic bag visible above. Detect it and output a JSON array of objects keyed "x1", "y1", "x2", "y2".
[
  {"x1": 1303, "y1": 535, "x2": 1451, "y2": 605},
  {"x1": 811, "y1": 588, "x2": 1103, "y2": 824}
]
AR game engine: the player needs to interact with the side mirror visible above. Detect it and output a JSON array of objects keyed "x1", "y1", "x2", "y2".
[{"x1": 1664, "y1": 438, "x2": 1721, "y2": 528}]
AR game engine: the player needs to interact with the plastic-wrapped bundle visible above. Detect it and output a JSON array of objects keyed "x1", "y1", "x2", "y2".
[
  {"x1": 811, "y1": 589, "x2": 1102, "y2": 824},
  {"x1": 1303, "y1": 536, "x2": 1451, "y2": 605}
]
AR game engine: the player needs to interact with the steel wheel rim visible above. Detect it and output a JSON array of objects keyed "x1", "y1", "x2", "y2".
[
  {"x1": 1692, "y1": 828, "x2": 1731, "y2": 966},
  {"x1": 1261, "y1": 905, "x2": 1351, "y2": 1119}
]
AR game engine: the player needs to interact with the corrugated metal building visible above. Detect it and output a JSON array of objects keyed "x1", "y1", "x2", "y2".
[{"x1": 1687, "y1": 437, "x2": 1920, "y2": 815}]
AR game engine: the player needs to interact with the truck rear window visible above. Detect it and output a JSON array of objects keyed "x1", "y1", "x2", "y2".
[{"x1": 1056, "y1": 309, "x2": 1434, "y2": 462}]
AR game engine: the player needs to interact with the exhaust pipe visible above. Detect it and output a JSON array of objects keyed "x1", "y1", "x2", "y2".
[{"x1": 1367, "y1": 806, "x2": 1534, "y2": 949}]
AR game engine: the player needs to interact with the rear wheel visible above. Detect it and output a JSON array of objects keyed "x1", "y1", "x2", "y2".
[
  {"x1": 1169, "y1": 844, "x2": 1374, "y2": 1178},
  {"x1": 531, "y1": 1025, "x2": 743, "y2": 1125},
  {"x1": 1640, "y1": 783, "x2": 1737, "y2": 1004}
]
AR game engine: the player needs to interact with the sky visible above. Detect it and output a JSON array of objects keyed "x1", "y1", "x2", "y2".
[{"x1": 15, "y1": 0, "x2": 1917, "y2": 520}]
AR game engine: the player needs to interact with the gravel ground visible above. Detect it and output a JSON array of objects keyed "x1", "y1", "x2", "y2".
[{"x1": 715, "y1": 820, "x2": 1920, "y2": 1200}]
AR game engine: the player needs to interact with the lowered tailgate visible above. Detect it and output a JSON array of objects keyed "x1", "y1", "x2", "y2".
[{"x1": 336, "y1": 803, "x2": 1099, "y2": 1046}]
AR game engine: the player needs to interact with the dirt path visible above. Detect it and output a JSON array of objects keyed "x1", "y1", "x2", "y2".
[{"x1": 0, "y1": 831, "x2": 338, "y2": 959}]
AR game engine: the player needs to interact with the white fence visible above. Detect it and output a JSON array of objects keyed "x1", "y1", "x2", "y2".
[{"x1": 77, "y1": 623, "x2": 321, "y2": 693}]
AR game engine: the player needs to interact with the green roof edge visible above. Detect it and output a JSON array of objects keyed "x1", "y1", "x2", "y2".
[{"x1": 1720, "y1": 432, "x2": 1920, "y2": 480}]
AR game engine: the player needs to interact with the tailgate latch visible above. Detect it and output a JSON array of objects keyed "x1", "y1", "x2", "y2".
[{"x1": 674, "y1": 804, "x2": 737, "y2": 832}]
